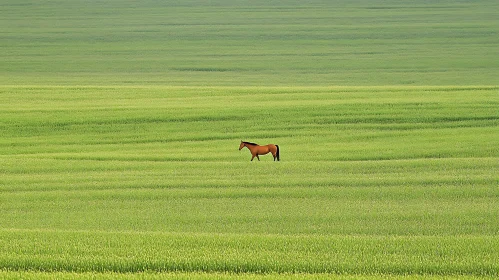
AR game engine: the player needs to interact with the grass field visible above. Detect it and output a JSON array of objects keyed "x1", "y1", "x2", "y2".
[
  {"x1": 1, "y1": 86, "x2": 498, "y2": 279},
  {"x1": 1, "y1": 0, "x2": 499, "y2": 279},
  {"x1": 1, "y1": 0, "x2": 498, "y2": 86}
]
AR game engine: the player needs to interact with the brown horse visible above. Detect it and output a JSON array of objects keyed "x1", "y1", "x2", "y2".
[{"x1": 239, "y1": 141, "x2": 280, "y2": 161}]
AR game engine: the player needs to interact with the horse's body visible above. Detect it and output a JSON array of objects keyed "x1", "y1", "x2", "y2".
[{"x1": 239, "y1": 141, "x2": 280, "y2": 161}]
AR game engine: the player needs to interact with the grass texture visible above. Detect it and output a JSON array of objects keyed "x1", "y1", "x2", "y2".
[
  {"x1": 0, "y1": 86, "x2": 498, "y2": 279},
  {"x1": 1, "y1": 0, "x2": 498, "y2": 86},
  {"x1": 0, "y1": 0, "x2": 498, "y2": 278}
]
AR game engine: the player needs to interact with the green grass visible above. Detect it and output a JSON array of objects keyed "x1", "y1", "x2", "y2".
[
  {"x1": 0, "y1": 86, "x2": 498, "y2": 279},
  {"x1": 1, "y1": 0, "x2": 498, "y2": 86},
  {"x1": 1, "y1": 0, "x2": 499, "y2": 278},
  {"x1": 1, "y1": 231, "x2": 498, "y2": 275}
]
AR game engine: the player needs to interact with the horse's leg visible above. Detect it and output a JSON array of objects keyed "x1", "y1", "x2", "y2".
[
  {"x1": 251, "y1": 154, "x2": 255, "y2": 161},
  {"x1": 270, "y1": 146, "x2": 276, "y2": 161},
  {"x1": 256, "y1": 155, "x2": 260, "y2": 161}
]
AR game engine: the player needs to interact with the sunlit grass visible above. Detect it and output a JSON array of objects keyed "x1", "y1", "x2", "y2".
[
  {"x1": 1, "y1": 0, "x2": 498, "y2": 277},
  {"x1": 0, "y1": 86, "x2": 498, "y2": 277}
]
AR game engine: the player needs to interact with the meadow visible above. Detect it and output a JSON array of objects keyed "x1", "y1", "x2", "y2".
[
  {"x1": 1, "y1": 0, "x2": 498, "y2": 86},
  {"x1": 1, "y1": 0, "x2": 499, "y2": 279},
  {"x1": 1, "y1": 86, "x2": 498, "y2": 279}
]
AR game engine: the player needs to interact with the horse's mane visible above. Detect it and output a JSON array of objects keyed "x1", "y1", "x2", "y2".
[{"x1": 243, "y1": 141, "x2": 258, "y2": 146}]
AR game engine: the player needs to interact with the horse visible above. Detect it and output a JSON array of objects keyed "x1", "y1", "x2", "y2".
[{"x1": 239, "y1": 141, "x2": 280, "y2": 161}]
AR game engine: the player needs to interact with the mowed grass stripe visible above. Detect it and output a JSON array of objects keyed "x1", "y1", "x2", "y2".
[
  {"x1": 1, "y1": 86, "x2": 497, "y2": 160},
  {"x1": 1, "y1": 230, "x2": 498, "y2": 275}
]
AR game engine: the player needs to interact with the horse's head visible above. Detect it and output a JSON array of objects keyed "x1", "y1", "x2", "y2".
[{"x1": 239, "y1": 141, "x2": 245, "y2": 150}]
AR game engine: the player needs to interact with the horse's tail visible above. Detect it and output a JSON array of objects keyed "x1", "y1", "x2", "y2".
[{"x1": 276, "y1": 145, "x2": 280, "y2": 161}]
